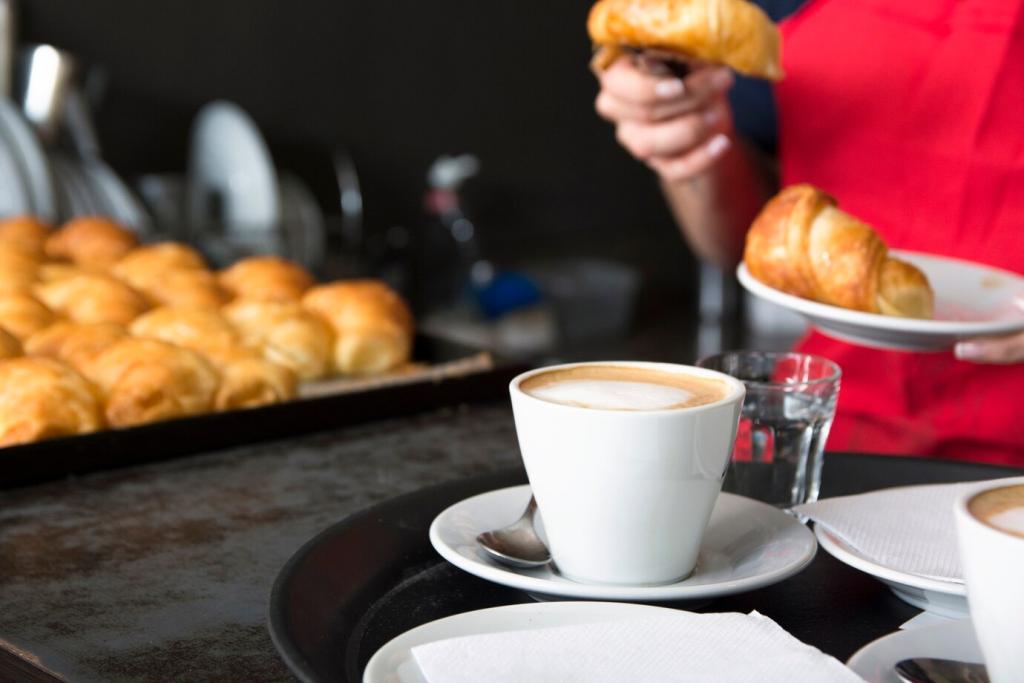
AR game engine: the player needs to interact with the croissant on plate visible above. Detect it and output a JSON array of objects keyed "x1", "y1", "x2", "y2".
[
  {"x1": 587, "y1": 0, "x2": 783, "y2": 80},
  {"x1": 302, "y1": 280, "x2": 414, "y2": 375},
  {"x1": 743, "y1": 184, "x2": 935, "y2": 319},
  {"x1": 0, "y1": 357, "x2": 103, "y2": 446}
]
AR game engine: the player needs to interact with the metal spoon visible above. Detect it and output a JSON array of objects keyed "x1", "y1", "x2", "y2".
[
  {"x1": 476, "y1": 496, "x2": 551, "y2": 569},
  {"x1": 895, "y1": 658, "x2": 989, "y2": 683}
]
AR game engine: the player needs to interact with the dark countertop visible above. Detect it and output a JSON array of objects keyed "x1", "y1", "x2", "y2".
[{"x1": 0, "y1": 403, "x2": 522, "y2": 682}]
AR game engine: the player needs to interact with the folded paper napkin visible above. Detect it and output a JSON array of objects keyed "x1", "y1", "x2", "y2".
[
  {"x1": 793, "y1": 478, "x2": 1017, "y2": 583},
  {"x1": 411, "y1": 611, "x2": 862, "y2": 683}
]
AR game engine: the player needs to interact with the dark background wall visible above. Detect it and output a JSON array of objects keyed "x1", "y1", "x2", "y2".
[{"x1": 20, "y1": 0, "x2": 699, "y2": 317}]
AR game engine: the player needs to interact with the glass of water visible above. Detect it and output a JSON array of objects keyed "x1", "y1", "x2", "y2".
[{"x1": 696, "y1": 351, "x2": 841, "y2": 508}]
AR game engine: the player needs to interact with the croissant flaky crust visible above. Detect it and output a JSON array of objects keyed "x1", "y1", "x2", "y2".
[
  {"x1": 81, "y1": 338, "x2": 220, "y2": 428},
  {"x1": 743, "y1": 184, "x2": 935, "y2": 319},
  {"x1": 219, "y1": 256, "x2": 315, "y2": 302},
  {"x1": 35, "y1": 273, "x2": 149, "y2": 325},
  {"x1": 302, "y1": 280, "x2": 414, "y2": 375},
  {"x1": 45, "y1": 216, "x2": 139, "y2": 267},
  {"x1": 223, "y1": 300, "x2": 334, "y2": 380},
  {"x1": 0, "y1": 357, "x2": 102, "y2": 446},
  {"x1": 587, "y1": 0, "x2": 783, "y2": 80},
  {"x1": 24, "y1": 322, "x2": 128, "y2": 373}
]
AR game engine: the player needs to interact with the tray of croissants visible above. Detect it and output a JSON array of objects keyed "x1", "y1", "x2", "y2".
[{"x1": 0, "y1": 215, "x2": 505, "y2": 485}]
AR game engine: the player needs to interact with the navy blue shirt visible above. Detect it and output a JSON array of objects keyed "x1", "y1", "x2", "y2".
[{"x1": 727, "y1": 0, "x2": 806, "y2": 154}]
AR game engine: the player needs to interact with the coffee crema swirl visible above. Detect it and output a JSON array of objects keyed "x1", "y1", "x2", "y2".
[
  {"x1": 968, "y1": 484, "x2": 1024, "y2": 539},
  {"x1": 520, "y1": 365, "x2": 728, "y2": 411}
]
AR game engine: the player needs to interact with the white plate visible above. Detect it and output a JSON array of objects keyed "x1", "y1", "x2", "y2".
[
  {"x1": 737, "y1": 250, "x2": 1024, "y2": 351},
  {"x1": 815, "y1": 526, "x2": 967, "y2": 618},
  {"x1": 0, "y1": 119, "x2": 32, "y2": 216},
  {"x1": 846, "y1": 618, "x2": 981, "y2": 683},
  {"x1": 81, "y1": 160, "x2": 152, "y2": 233},
  {"x1": 0, "y1": 97, "x2": 56, "y2": 220},
  {"x1": 364, "y1": 601, "x2": 683, "y2": 683},
  {"x1": 187, "y1": 100, "x2": 279, "y2": 235},
  {"x1": 429, "y1": 485, "x2": 817, "y2": 602}
]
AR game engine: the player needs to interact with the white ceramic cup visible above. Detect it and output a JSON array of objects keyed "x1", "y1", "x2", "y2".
[
  {"x1": 509, "y1": 361, "x2": 745, "y2": 585},
  {"x1": 954, "y1": 477, "x2": 1024, "y2": 683}
]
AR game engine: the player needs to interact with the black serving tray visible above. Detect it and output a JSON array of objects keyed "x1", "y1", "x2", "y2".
[
  {"x1": 0, "y1": 335, "x2": 525, "y2": 490},
  {"x1": 267, "y1": 454, "x2": 1024, "y2": 683}
]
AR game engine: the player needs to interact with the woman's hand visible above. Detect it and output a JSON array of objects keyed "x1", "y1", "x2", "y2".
[
  {"x1": 955, "y1": 331, "x2": 1024, "y2": 364},
  {"x1": 595, "y1": 55, "x2": 736, "y2": 182}
]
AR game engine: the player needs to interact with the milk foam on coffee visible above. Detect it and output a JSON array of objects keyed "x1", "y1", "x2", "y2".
[
  {"x1": 520, "y1": 365, "x2": 727, "y2": 411},
  {"x1": 968, "y1": 484, "x2": 1024, "y2": 539}
]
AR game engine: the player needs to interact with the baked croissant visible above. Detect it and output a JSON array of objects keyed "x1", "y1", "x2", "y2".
[
  {"x1": 744, "y1": 184, "x2": 935, "y2": 319},
  {"x1": 0, "y1": 243, "x2": 40, "y2": 294},
  {"x1": 128, "y1": 306, "x2": 241, "y2": 355},
  {"x1": 45, "y1": 217, "x2": 139, "y2": 267},
  {"x1": 24, "y1": 321, "x2": 128, "y2": 373},
  {"x1": 302, "y1": 280, "x2": 413, "y2": 375},
  {"x1": 0, "y1": 326, "x2": 21, "y2": 359},
  {"x1": 34, "y1": 273, "x2": 149, "y2": 326},
  {"x1": 113, "y1": 243, "x2": 227, "y2": 308},
  {"x1": 223, "y1": 300, "x2": 334, "y2": 380},
  {"x1": 219, "y1": 256, "x2": 315, "y2": 302},
  {"x1": 128, "y1": 307, "x2": 295, "y2": 410},
  {"x1": 0, "y1": 216, "x2": 52, "y2": 257},
  {"x1": 0, "y1": 357, "x2": 103, "y2": 446},
  {"x1": 0, "y1": 292, "x2": 57, "y2": 340},
  {"x1": 201, "y1": 346, "x2": 298, "y2": 411},
  {"x1": 81, "y1": 338, "x2": 220, "y2": 427},
  {"x1": 587, "y1": 0, "x2": 783, "y2": 80}
]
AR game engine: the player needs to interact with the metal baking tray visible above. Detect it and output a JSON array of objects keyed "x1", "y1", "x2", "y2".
[{"x1": 0, "y1": 335, "x2": 524, "y2": 490}]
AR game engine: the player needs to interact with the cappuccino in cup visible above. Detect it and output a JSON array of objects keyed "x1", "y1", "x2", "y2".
[
  {"x1": 955, "y1": 478, "x2": 1024, "y2": 683},
  {"x1": 511, "y1": 362, "x2": 744, "y2": 586},
  {"x1": 520, "y1": 364, "x2": 728, "y2": 411},
  {"x1": 967, "y1": 484, "x2": 1024, "y2": 539}
]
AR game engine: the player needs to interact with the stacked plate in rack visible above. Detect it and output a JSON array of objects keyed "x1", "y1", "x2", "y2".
[{"x1": 0, "y1": 95, "x2": 151, "y2": 231}]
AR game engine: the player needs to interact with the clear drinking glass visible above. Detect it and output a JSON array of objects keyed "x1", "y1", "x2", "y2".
[{"x1": 696, "y1": 351, "x2": 841, "y2": 508}]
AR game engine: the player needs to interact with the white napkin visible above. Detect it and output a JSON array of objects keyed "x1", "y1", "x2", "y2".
[
  {"x1": 410, "y1": 611, "x2": 862, "y2": 683},
  {"x1": 793, "y1": 478, "x2": 1016, "y2": 583}
]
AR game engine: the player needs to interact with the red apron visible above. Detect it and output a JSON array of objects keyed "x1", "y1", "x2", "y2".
[{"x1": 776, "y1": 0, "x2": 1024, "y2": 465}]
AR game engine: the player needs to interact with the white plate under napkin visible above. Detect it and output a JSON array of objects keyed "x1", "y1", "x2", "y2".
[
  {"x1": 795, "y1": 477, "x2": 1024, "y2": 616},
  {"x1": 364, "y1": 602, "x2": 862, "y2": 683},
  {"x1": 738, "y1": 250, "x2": 1024, "y2": 351},
  {"x1": 430, "y1": 485, "x2": 816, "y2": 602}
]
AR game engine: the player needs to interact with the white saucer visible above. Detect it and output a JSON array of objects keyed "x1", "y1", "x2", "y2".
[
  {"x1": 363, "y1": 601, "x2": 682, "y2": 683},
  {"x1": 815, "y1": 526, "x2": 967, "y2": 618},
  {"x1": 738, "y1": 250, "x2": 1024, "y2": 351},
  {"x1": 429, "y1": 485, "x2": 817, "y2": 602},
  {"x1": 187, "y1": 100, "x2": 279, "y2": 236},
  {"x1": 847, "y1": 618, "x2": 981, "y2": 683}
]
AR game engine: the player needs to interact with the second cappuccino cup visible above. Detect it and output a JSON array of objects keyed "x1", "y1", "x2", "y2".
[{"x1": 510, "y1": 361, "x2": 745, "y2": 585}]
